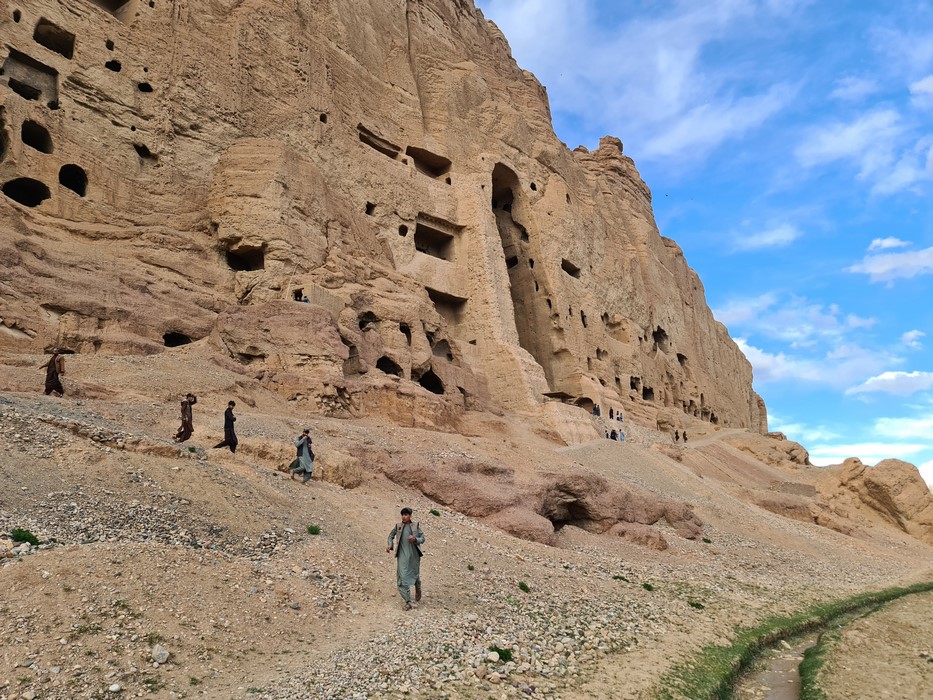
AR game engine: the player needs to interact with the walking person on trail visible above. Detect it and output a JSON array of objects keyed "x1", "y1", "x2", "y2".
[
  {"x1": 212, "y1": 401, "x2": 238, "y2": 453},
  {"x1": 386, "y1": 507, "x2": 425, "y2": 610},
  {"x1": 173, "y1": 393, "x2": 197, "y2": 443},
  {"x1": 40, "y1": 348, "x2": 65, "y2": 396},
  {"x1": 290, "y1": 428, "x2": 314, "y2": 483}
]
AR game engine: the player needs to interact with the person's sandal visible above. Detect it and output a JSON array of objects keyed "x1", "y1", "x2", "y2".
[
  {"x1": 403, "y1": 602, "x2": 412, "y2": 611},
  {"x1": 415, "y1": 586, "x2": 422, "y2": 602}
]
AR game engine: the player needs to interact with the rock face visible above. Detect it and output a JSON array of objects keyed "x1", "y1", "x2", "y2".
[
  {"x1": 0, "y1": 0, "x2": 765, "y2": 433},
  {"x1": 817, "y1": 458, "x2": 933, "y2": 545}
]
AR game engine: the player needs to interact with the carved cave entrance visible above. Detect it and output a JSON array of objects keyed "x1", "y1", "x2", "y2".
[{"x1": 492, "y1": 163, "x2": 556, "y2": 389}]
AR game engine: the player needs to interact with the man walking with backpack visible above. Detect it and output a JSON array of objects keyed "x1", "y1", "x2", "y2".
[{"x1": 386, "y1": 507, "x2": 425, "y2": 610}]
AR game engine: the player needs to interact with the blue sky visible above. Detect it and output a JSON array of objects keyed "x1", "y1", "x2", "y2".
[{"x1": 475, "y1": 0, "x2": 933, "y2": 488}]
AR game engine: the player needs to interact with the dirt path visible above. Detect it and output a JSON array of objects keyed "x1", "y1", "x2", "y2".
[{"x1": 819, "y1": 592, "x2": 933, "y2": 700}]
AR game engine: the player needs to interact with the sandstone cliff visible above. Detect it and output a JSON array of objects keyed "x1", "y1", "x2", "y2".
[{"x1": 0, "y1": 0, "x2": 765, "y2": 435}]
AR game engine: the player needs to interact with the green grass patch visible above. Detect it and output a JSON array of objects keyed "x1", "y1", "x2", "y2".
[
  {"x1": 142, "y1": 678, "x2": 165, "y2": 692},
  {"x1": 798, "y1": 631, "x2": 835, "y2": 700},
  {"x1": 11, "y1": 528, "x2": 40, "y2": 546},
  {"x1": 430, "y1": 509, "x2": 440, "y2": 516},
  {"x1": 612, "y1": 574, "x2": 630, "y2": 582},
  {"x1": 655, "y1": 580, "x2": 933, "y2": 700},
  {"x1": 466, "y1": 564, "x2": 474, "y2": 571},
  {"x1": 642, "y1": 582, "x2": 655, "y2": 591},
  {"x1": 306, "y1": 524, "x2": 321, "y2": 535},
  {"x1": 702, "y1": 537, "x2": 713, "y2": 544},
  {"x1": 488, "y1": 644, "x2": 514, "y2": 663},
  {"x1": 688, "y1": 600, "x2": 706, "y2": 610},
  {"x1": 517, "y1": 581, "x2": 531, "y2": 593}
]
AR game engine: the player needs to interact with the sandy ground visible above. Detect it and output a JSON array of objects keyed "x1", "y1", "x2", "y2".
[
  {"x1": 819, "y1": 592, "x2": 933, "y2": 700},
  {"x1": 1, "y1": 348, "x2": 932, "y2": 699}
]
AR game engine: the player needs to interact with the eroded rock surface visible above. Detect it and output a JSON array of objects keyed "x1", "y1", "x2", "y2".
[{"x1": 0, "y1": 0, "x2": 764, "y2": 436}]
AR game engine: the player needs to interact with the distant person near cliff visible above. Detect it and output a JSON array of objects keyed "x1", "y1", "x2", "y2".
[
  {"x1": 40, "y1": 349, "x2": 65, "y2": 397},
  {"x1": 173, "y1": 393, "x2": 197, "y2": 443},
  {"x1": 212, "y1": 401, "x2": 238, "y2": 453},
  {"x1": 290, "y1": 428, "x2": 314, "y2": 483},
  {"x1": 386, "y1": 507, "x2": 425, "y2": 610}
]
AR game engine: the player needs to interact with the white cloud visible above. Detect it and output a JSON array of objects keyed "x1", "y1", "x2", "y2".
[
  {"x1": 830, "y1": 76, "x2": 880, "y2": 102},
  {"x1": 794, "y1": 109, "x2": 904, "y2": 179},
  {"x1": 476, "y1": 0, "x2": 798, "y2": 166},
  {"x1": 722, "y1": 294, "x2": 878, "y2": 347},
  {"x1": 732, "y1": 223, "x2": 801, "y2": 251},
  {"x1": 872, "y1": 26, "x2": 933, "y2": 77},
  {"x1": 874, "y1": 410, "x2": 933, "y2": 440},
  {"x1": 713, "y1": 293, "x2": 778, "y2": 327},
  {"x1": 737, "y1": 337, "x2": 898, "y2": 388},
  {"x1": 808, "y1": 442, "x2": 928, "y2": 465},
  {"x1": 768, "y1": 415, "x2": 841, "y2": 443},
  {"x1": 736, "y1": 338, "x2": 822, "y2": 383},
  {"x1": 867, "y1": 237, "x2": 909, "y2": 252},
  {"x1": 847, "y1": 245, "x2": 933, "y2": 282},
  {"x1": 872, "y1": 142, "x2": 933, "y2": 195},
  {"x1": 918, "y1": 460, "x2": 933, "y2": 489},
  {"x1": 844, "y1": 314, "x2": 876, "y2": 330},
  {"x1": 910, "y1": 75, "x2": 933, "y2": 108},
  {"x1": 642, "y1": 85, "x2": 793, "y2": 160},
  {"x1": 901, "y1": 330, "x2": 925, "y2": 349},
  {"x1": 846, "y1": 371, "x2": 933, "y2": 396}
]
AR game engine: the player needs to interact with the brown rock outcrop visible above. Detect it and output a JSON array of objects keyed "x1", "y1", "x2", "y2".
[
  {"x1": 0, "y1": 0, "x2": 765, "y2": 435},
  {"x1": 817, "y1": 458, "x2": 933, "y2": 544}
]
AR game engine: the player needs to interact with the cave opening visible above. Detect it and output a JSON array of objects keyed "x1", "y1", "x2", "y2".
[
  {"x1": 376, "y1": 355, "x2": 402, "y2": 377},
  {"x1": 414, "y1": 368, "x2": 444, "y2": 395},
  {"x1": 2, "y1": 177, "x2": 50, "y2": 207},
  {"x1": 21, "y1": 120, "x2": 52, "y2": 153},
  {"x1": 59, "y1": 164, "x2": 87, "y2": 196},
  {"x1": 163, "y1": 331, "x2": 191, "y2": 347},
  {"x1": 33, "y1": 18, "x2": 76, "y2": 59},
  {"x1": 225, "y1": 245, "x2": 265, "y2": 271}
]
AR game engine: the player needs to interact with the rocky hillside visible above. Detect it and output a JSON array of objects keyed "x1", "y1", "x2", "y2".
[
  {"x1": 0, "y1": 350, "x2": 931, "y2": 700},
  {"x1": 1, "y1": 0, "x2": 764, "y2": 439},
  {"x1": 3, "y1": 3, "x2": 933, "y2": 699}
]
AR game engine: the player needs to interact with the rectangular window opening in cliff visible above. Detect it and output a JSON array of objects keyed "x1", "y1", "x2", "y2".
[
  {"x1": 86, "y1": 0, "x2": 137, "y2": 23},
  {"x1": 677, "y1": 352, "x2": 687, "y2": 367},
  {"x1": 414, "y1": 222, "x2": 455, "y2": 261},
  {"x1": 33, "y1": 19, "x2": 75, "y2": 59},
  {"x1": 357, "y1": 124, "x2": 401, "y2": 160},
  {"x1": 561, "y1": 259, "x2": 581, "y2": 278},
  {"x1": 405, "y1": 146, "x2": 451, "y2": 180},
  {"x1": 630, "y1": 376, "x2": 641, "y2": 391},
  {"x1": 426, "y1": 287, "x2": 467, "y2": 333},
  {"x1": 225, "y1": 245, "x2": 265, "y2": 272},
  {"x1": 642, "y1": 386, "x2": 654, "y2": 401},
  {"x1": 2, "y1": 50, "x2": 58, "y2": 107}
]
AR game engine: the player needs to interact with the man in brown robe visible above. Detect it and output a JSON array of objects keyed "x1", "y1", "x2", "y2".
[
  {"x1": 173, "y1": 393, "x2": 197, "y2": 442},
  {"x1": 41, "y1": 349, "x2": 65, "y2": 396}
]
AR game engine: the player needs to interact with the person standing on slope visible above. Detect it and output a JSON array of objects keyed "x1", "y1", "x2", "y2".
[
  {"x1": 173, "y1": 393, "x2": 197, "y2": 443},
  {"x1": 386, "y1": 507, "x2": 425, "y2": 610},
  {"x1": 41, "y1": 348, "x2": 65, "y2": 397},
  {"x1": 291, "y1": 428, "x2": 314, "y2": 483},
  {"x1": 213, "y1": 400, "x2": 238, "y2": 453}
]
